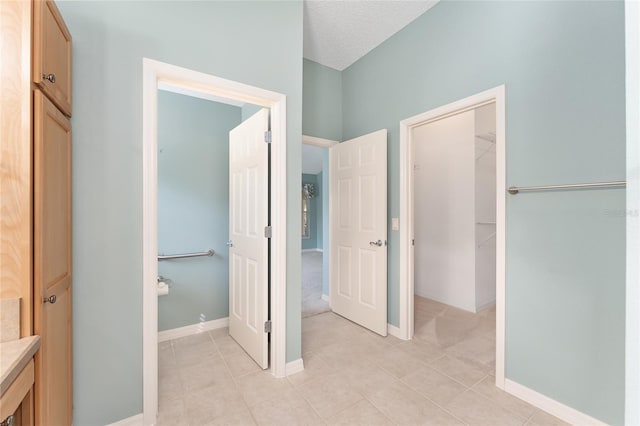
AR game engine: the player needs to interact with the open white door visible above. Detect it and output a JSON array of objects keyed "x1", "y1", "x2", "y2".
[
  {"x1": 229, "y1": 108, "x2": 269, "y2": 369},
  {"x1": 330, "y1": 129, "x2": 388, "y2": 336}
]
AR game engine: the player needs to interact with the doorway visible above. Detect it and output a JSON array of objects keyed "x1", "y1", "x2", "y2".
[
  {"x1": 300, "y1": 135, "x2": 337, "y2": 320},
  {"x1": 142, "y1": 59, "x2": 288, "y2": 425},
  {"x1": 398, "y1": 85, "x2": 506, "y2": 388}
]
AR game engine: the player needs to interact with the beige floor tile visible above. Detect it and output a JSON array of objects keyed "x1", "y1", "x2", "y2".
[
  {"x1": 209, "y1": 327, "x2": 229, "y2": 341},
  {"x1": 401, "y1": 364, "x2": 467, "y2": 406},
  {"x1": 446, "y1": 334, "x2": 496, "y2": 366},
  {"x1": 184, "y1": 385, "x2": 248, "y2": 425},
  {"x1": 170, "y1": 333, "x2": 221, "y2": 368},
  {"x1": 396, "y1": 337, "x2": 445, "y2": 363},
  {"x1": 288, "y1": 351, "x2": 334, "y2": 387},
  {"x1": 471, "y1": 376, "x2": 537, "y2": 419},
  {"x1": 414, "y1": 316, "x2": 479, "y2": 349},
  {"x1": 298, "y1": 372, "x2": 363, "y2": 419},
  {"x1": 314, "y1": 340, "x2": 371, "y2": 371},
  {"x1": 157, "y1": 398, "x2": 188, "y2": 426},
  {"x1": 429, "y1": 355, "x2": 488, "y2": 387},
  {"x1": 159, "y1": 343, "x2": 178, "y2": 376},
  {"x1": 223, "y1": 350, "x2": 261, "y2": 378},
  {"x1": 203, "y1": 407, "x2": 257, "y2": 426},
  {"x1": 302, "y1": 312, "x2": 350, "y2": 333},
  {"x1": 342, "y1": 359, "x2": 399, "y2": 399},
  {"x1": 446, "y1": 390, "x2": 527, "y2": 426},
  {"x1": 215, "y1": 335, "x2": 246, "y2": 357},
  {"x1": 235, "y1": 369, "x2": 295, "y2": 407},
  {"x1": 326, "y1": 400, "x2": 392, "y2": 425},
  {"x1": 526, "y1": 410, "x2": 571, "y2": 426},
  {"x1": 173, "y1": 332, "x2": 214, "y2": 349},
  {"x1": 367, "y1": 381, "x2": 463, "y2": 425},
  {"x1": 179, "y1": 358, "x2": 235, "y2": 393},
  {"x1": 159, "y1": 369, "x2": 183, "y2": 405},
  {"x1": 367, "y1": 346, "x2": 428, "y2": 378},
  {"x1": 250, "y1": 388, "x2": 324, "y2": 425}
]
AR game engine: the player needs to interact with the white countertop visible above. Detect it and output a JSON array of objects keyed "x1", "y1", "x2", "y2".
[{"x1": 0, "y1": 335, "x2": 40, "y2": 396}]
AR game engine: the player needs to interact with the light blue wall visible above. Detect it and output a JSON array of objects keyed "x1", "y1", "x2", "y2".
[
  {"x1": 303, "y1": 59, "x2": 342, "y2": 141},
  {"x1": 316, "y1": 172, "x2": 323, "y2": 249},
  {"x1": 301, "y1": 174, "x2": 319, "y2": 250},
  {"x1": 241, "y1": 103, "x2": 263, "y2": 122},
  {"x1": 57, "y1": 2, "x2": 302, "y2": 424},
  {"x1": 157, "y1": 91, "x2": 240, "y2": 331},
  {"x1": 341, "y1": 1, "x2": 625, "y2": 424}
]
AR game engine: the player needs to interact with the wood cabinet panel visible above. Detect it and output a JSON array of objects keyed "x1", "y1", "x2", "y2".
[
  {"x1": 33, "y1": 90, "x2": 72, "y2": 426},
  {"x1": 33, "y1": 0, "x2": 72, "y2": 117},
  {"x1": 0, "y1": 0, "x2": 33, "y2": 338}
]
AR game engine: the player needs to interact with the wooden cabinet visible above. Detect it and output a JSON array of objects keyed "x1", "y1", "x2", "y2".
[
  {"x1": 0, "y1": 1, "x2": 72, "y2": 424},
  {"x1": 0, "y1": 360, "x2": 35, "y2": 426},
  {"x1": 33, "y1": 91, "x2": 73, "y2": 426},
  {"x1": 33, "y1": 0, "x2": 72, "y2": 117}
]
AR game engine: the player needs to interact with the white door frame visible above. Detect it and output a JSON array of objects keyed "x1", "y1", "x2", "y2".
[
  {"x1": 626, "y1": 1, "x2": 640, "y2": 424},
  {"x1": 142, "y1": 58, "x2": 287, "y2": 425},
  {"x1": 398, "y1": 85, "x2": 506, "y2": 388}
]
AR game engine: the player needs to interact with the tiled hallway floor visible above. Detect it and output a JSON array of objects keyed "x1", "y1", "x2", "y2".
[{"x1": 158, "y1": 297, "x2": 568, "y2": 425}]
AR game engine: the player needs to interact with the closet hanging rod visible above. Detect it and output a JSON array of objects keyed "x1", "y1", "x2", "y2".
[
  {"x1": 158, "y1": 249, "x2": 214, "y2": 261},
  {"x1": 508, "y1": 180, "x2": 626, "y2": 195}
]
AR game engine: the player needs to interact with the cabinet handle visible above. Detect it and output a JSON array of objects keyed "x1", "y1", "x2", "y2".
[
  {"x1": 42, "y1": 73, "x2": 56, "y2": 83},
  {"x1": 44, "y1": 294, "x2": 57, "y2": 304},
  {"x1": 1, "y1": 414, "x2": 14, "y2": 426}
]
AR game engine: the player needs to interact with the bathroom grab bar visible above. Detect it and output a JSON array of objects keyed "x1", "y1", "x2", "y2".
[
  {"x1": 158, "y1": 249, "x2": 214, "y2": 261},
  {"x1": 508, "y1": 180, "x2": 626, "y2": 195}
]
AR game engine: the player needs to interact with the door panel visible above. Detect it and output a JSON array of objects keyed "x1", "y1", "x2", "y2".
[
  {"x1": 228, "y1": 109, "x2": 269, "y2": 369},
  {"x1": 330, "y1": 129, "x2": 388, "y2": 336},
  {"x1": 33, "y1": 0, "x2": 72, "y2": 116},
  {"x1": 34, "y1": 90, "x2": 72, "y2": 426}
]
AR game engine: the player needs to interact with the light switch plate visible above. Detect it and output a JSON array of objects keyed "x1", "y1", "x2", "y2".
[{"x1": 392, "y1": 217, "x2": 399, "y2": 230}]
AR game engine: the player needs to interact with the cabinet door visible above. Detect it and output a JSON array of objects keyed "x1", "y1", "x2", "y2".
[
  {"x1": 33, "y1": 0, "x2": 72, "y2": 117},
  {"x1": 34, "y1": 90, "x2": 72, "y2": 426}
]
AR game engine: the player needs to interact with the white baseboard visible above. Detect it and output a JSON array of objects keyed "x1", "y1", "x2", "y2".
[
  {"x1": 107, "y1": 413, "x2": 143, "y2": 426},
  {"x1": 302, "y1": 248, "x2": 323, "y2": 253},
  {"x1": 158, "y1": 317, "x2": 229, "y2": 342},
  {"x1": 504, "y1": 379, "x2": 607, "y2": 426},
  {"x1": 475, "y1": 299, "x2": 496, "y2": 313},
  {"x1": 321, "y1": 294, "x2": 330, "y2": 302},
  {"x1": 285, "y1": 358, "x2": 305, "y2": 376},
  {"x1": 387, "y1": 323, "x2": 408, "y2": 340}
]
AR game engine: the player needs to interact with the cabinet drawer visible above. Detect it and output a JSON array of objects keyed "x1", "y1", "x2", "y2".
[{"x1": 33, "y1": 0, "x2": 72, "y2": 117}]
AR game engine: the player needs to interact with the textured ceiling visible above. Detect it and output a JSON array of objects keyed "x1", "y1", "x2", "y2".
[{"x1": 304, "y1": 0, "x2": 439, "y2": 71}]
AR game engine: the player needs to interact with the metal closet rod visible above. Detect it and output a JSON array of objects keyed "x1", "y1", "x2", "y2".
[
  {"x1": 158, "y1": 249, "x2": 214, "y2": 261},
  {"x1": 508, "y1": 180, "x2": 626, "y2": 195}
]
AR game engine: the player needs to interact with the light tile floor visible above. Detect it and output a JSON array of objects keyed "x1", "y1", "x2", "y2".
[{"x1": 158, "y1": 296, "x2": 568, "y2": 425}]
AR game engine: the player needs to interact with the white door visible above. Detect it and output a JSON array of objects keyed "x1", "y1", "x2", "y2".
[
  {"x1": 330, "y1": 129, "x2": 388, "y2": 336},
  {"x1": 229, "y1": 108, "x2": 269, "y2": 369}
]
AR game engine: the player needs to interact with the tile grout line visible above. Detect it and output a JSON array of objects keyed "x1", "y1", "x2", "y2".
[
  {"x1": 208, "y1": 330, "x2": 262, "y2": 426},
  {"x1": 397, "y1": 374, "x2": 472, "y2": 426}
]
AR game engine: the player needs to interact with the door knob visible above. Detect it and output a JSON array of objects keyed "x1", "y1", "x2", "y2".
[
  {"x1": 42, "y1": 73, "x2": 56, "y2": 83},
  {"x1": 44, "y1": 295, "x2": 57, "y2": 304},
  {"x1": 369, "y1": 240, "x2": 383, "y2": 247},
  {"x1": 226, "y1": 240, "x2": 233, "y2": 247}
]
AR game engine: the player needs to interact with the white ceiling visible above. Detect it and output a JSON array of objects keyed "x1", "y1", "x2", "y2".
[
  {"x1": 303, "y1": 0, "x2": 439, "y2": 71},
  {"x1": 302, "y1": 144, "x2": 325, "y2": 174}
]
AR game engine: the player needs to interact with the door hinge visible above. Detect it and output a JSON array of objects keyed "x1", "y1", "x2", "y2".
[
  {"x1": 264, "y1": 320, "x2": 272, "y2": 333},
  {"x1": 264, "y1": 225, "x2": 272, "y2": 238},
  {"x1": 264, "y1": 130, "x2": 272, "y2": 144},
  {"x1": 412, "y1": 239, "x2": 415, "y2": 246}
]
